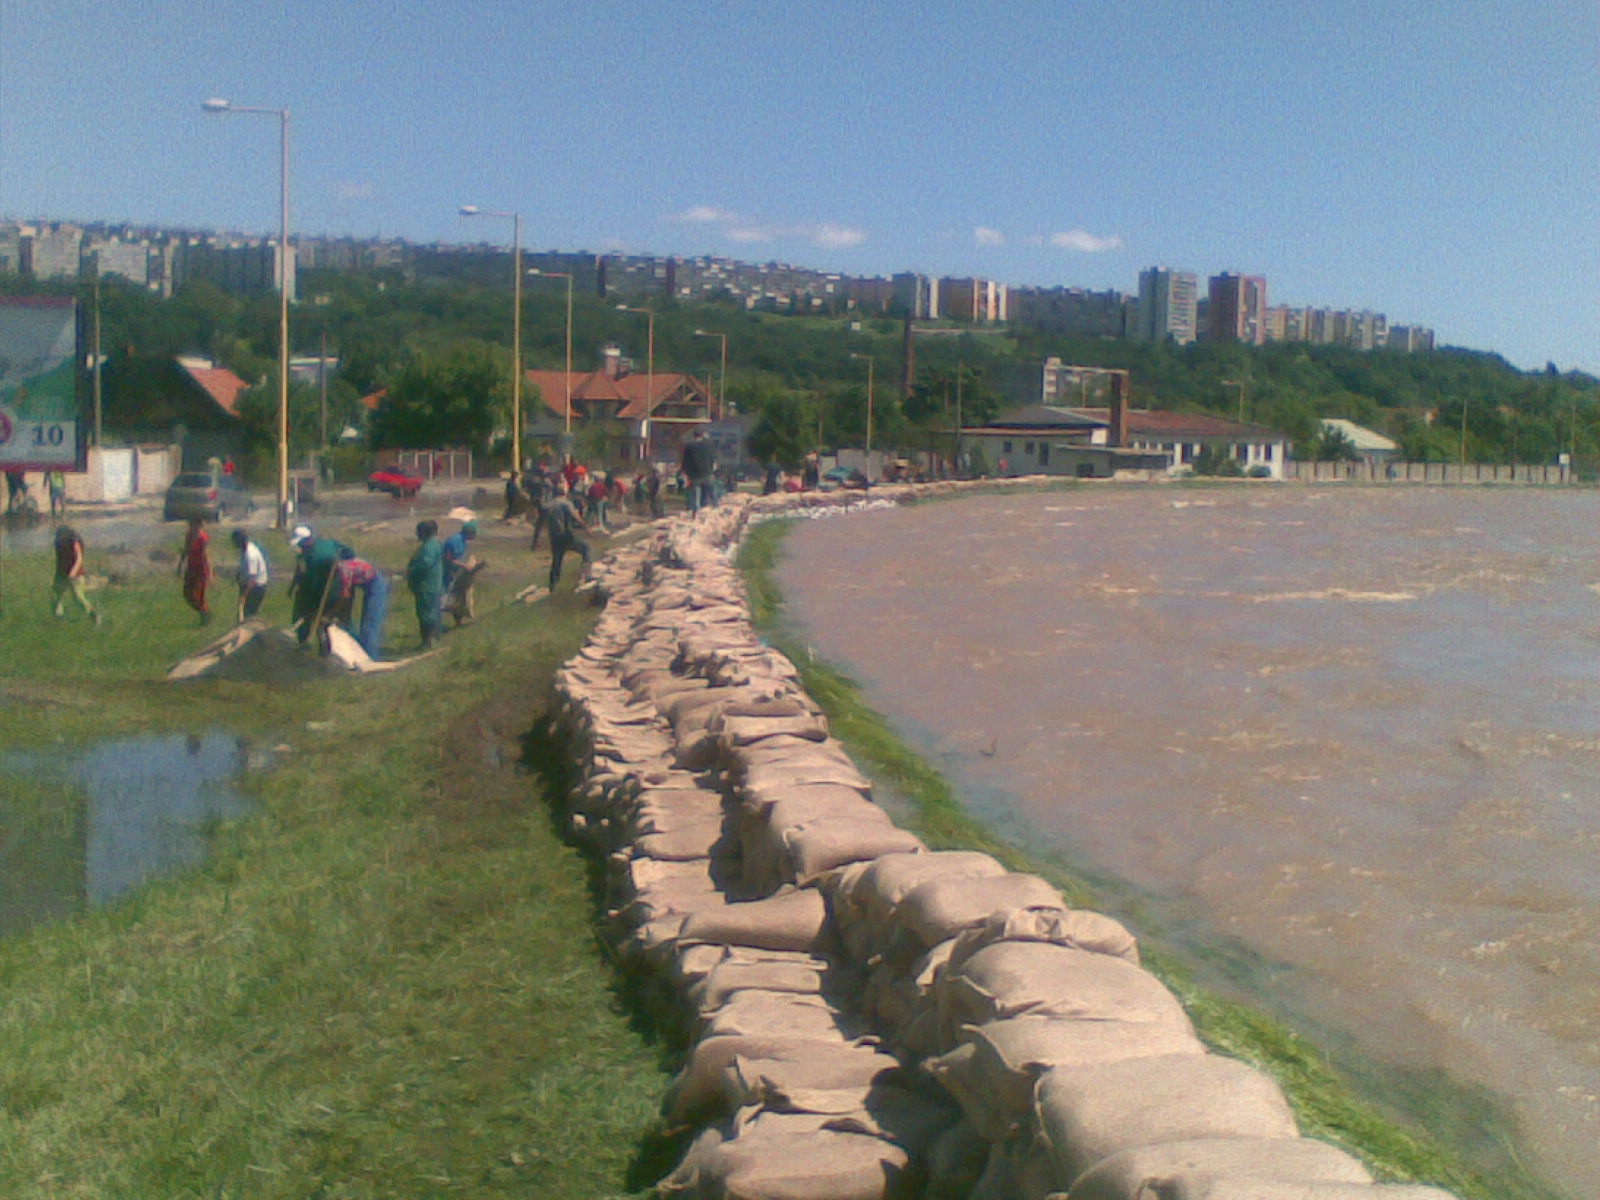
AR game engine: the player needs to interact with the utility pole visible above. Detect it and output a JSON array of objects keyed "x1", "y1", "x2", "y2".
[
  {"x1": 92, "y1": 276, "x2": 103, "y2": 448},
  {"x1": 318, "y1": 328, "x2": 329, "y2": 448}
]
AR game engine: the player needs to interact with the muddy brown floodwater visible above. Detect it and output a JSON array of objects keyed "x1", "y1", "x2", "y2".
[{"x1": 776, "y1": 484, "x2": 1600, "y2": 1200}]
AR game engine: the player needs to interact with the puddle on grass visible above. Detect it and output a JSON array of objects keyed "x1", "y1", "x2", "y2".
[{"x1": 0, "y1": 731, "x2": 266, "y2": 936}]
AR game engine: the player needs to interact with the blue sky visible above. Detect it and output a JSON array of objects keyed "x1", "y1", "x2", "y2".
[{"x1": 1, "y1": 0, "x2": 1595, "y2": 372}]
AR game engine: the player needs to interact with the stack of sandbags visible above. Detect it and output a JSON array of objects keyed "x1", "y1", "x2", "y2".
[{"x1": 544, "y1": 488, "x2": 1462, "y2": 1200}]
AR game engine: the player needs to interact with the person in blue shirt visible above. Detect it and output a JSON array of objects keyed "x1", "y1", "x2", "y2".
[{"x1": 441, "y1": 519, "x2": 479, "y2": 627}]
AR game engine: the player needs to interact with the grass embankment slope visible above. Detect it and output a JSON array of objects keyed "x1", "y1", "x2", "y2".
[
  {"x1": 0, "y1": 520, "x2": 673, "y2": 1199},
  {"x1": 738, "y1": 515, "x2": 1561, "y2": 1200}
]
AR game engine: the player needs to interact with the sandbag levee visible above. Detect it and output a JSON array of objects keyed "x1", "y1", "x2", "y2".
[{"x1": 548, "y1": 484, "x2": 1464, "y2": 1200}]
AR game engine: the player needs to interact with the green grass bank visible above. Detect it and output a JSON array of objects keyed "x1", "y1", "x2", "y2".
[
  {"x1": 737, "y1": 513, "x2": 1561, "y2": 1200},
  {"x1": 0, "y1": 526, "x2": 675, "y2": 1199}
]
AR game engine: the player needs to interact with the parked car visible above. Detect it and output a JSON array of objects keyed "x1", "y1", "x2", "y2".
[
  {"x1": 367, "y1": 466, "x2": 424, "y2": 498},
  {"x1": 818, "y1": 466, "x2": 869, "y2": 491},
  {"x1": 163, "y1": 472, "x2": 255, "y2": 522}
]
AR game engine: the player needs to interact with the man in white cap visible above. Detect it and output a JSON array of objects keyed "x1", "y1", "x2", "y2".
[{"x1": 287, "y1": 525, "x2": 341, "y2": 644}]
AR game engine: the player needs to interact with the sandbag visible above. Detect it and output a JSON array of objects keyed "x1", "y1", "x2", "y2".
[
  {"x1": 1065, "y1": 1137, "x2": 1372, "y2": 1200},
  {"x1": 947, "y1": 904, "x2": 1140, "y2": 968},
  {"x1": 613, "y1": 876, "x2": 728, "y2": 928},
  {"x1": 1032, "y1": 1054, "x2": 1300, "y2": 1189},
  {"x1": 762, "y1": 792, "x2": 891, "y2": 830},
  {"x1": 700, "y1": 989, "x2": 856, "y2": 1041},
  {"x1": 938, "y1": 942, "x2": 1189, "y2": 1040},
  {"x1": 843, "y1": 851, "x2": 1008, "y2": 934},
  {"x1": 1128, "y1": 1184, "x2": 1461, "y2": 1200},
  {"x1": 925, "y1": 1016, "x2": 1205, "y2": 1140},
  {"x1": 690, "y1": 955, "x2": 851, "y2": 1015},
  {"x1": 740, "y1": 759, "x2": 874, "y2": 796},
  {"x1": 781, "y1": 819, "x2": 927, "y2": 886},
  {"x1": 679, "y1": 887, "x2": 830, "y2": 953},
  {"x1": 665, "y1": 1033, "x2": 895, "y2": 1126},
  {"x1": 718, "y1": 713, "x2": 830, "y2": 747},
  {"x1": 635, "y1": 819, "x2": 734, "y2": 863},
  {"x1": 893, "y1": 872, "x2": 1065, "y2": 949},
  {"x1": 660, "y1": 1125, "x2": 912, "y2": 1200}
]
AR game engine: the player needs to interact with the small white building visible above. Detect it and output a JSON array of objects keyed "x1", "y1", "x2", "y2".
[{"x1": 1320, "y1": 418, "x2": 1399, "y2": 464}]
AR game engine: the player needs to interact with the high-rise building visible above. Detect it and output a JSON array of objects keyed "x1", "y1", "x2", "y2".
[
  {"x1": 935, "y1": 277, "x2": 1007, "y2": 323},
  {"x1": 1010, "y1": 286, "x2": 1128, "y2": 337},
  {"x1": 1386, "y1": 325, "x2": 1435, "y2": 352},
  {"x1": 1207, "y1": 272, "x2": 1268, "y2": 344},
  {"x1": 21, "y1": 224, "x2": 84, "y2": 280},
  {"x1": 891, "y1": 272, "x2": 939, "y2": 319},
  {"x1": 1133, "y1": 268, "x2": 1197, "y2": 344}
]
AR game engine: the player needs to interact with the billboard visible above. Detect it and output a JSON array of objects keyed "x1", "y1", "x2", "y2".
[{"x1": 0, "y1": 296, "x2": 84, "y2": 471}]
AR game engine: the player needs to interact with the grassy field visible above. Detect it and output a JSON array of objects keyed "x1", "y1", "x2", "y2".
[
  {"x1": 0, "y1": 514, "x2": 676, "y2": 1199},
  {"x1": 738, "y1": 515, "x2": 1563, "y2": 1200}
]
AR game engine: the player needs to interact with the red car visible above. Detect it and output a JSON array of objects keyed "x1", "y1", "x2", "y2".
[{"x1": 367, "y1": 466, "x2": 424, "y2": 498}]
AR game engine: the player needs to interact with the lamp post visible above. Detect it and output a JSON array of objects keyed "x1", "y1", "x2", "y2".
[
  {"x1": 1222, "y1": 377, "x2": 1247, "y2": 422},
  {"x1": 203, "y1": 97, "x2": 292, "y2": 527},
  {"x1": 527, "y1": 268, "x2": 574, "y2": 437},
  {"x1": 693, "y1": 329, "x2": 728, "y2": 421},
  {"x1": 460, "y1": 206, "x2": 523, "y2": 474},
  {"x1": 849, "y1": 352, "x2": 875, "y2": 457},
  {"x1": 617, "y1": 305, "x2": 654, "y2": 463}
]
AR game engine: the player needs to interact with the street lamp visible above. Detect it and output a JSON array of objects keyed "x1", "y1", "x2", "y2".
[
  {"x1": 527, "y1": 269, "x2": 575, "y2": 437},
  {"x1": 203, "y1": 97, "x2": 292, "y2": 527},
  {"x1": 849, "y1": 352, "x2": 875, "y2": 456},
  {"x1": 693, "y1": 329, "x2": 728, "y2": 421},
  {"x1": 1222, "y1": 377, "x2": 1247, "y2": 422},
  {"x1": 617, "y1": 305, "x2": 654, "y2": 463},
  {"x1": 460, "y1": 206, "x2": 523, "y2": 473}
]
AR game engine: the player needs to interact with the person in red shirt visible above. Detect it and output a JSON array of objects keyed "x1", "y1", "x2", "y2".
[
  {"x1": 52, "y1": 525, "x2": 99, "y2": 625},
  {"x1": 178, "y1": 516, "x2": 213, "y2": 624}
]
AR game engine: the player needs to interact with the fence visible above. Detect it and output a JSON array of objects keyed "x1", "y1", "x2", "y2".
[{"x1": 1285, "y1": 459, "x2": 1573, "y2": 485}]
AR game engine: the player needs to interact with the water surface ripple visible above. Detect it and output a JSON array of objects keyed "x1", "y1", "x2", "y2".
[{"x1": 776, "y1": 485, "x2": 1600, "y2": 1199}]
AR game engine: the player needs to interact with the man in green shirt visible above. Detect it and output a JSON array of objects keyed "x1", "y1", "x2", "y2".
[{"x1": 406, "y1": 519, "x2": 445, "y2": 649}]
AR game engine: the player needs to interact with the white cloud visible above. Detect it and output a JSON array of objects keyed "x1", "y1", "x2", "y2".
[
  {"x1": 812, "y1": 223, "x2": 866, "y2": 249},
  {"x1": 1048, "y1": 229, "x2": 1124, "y2": 253},
  {"x1": 665, "y1": 207, "x2": 865, "y2": 250},
  {"x1": 974, "y1": 226, "x2": 1005, "y2": 247},
  {"x1": 672, "y1": 204, "x2": 740, "y2": 224},
  {"x1": 333, "y1": 180, "x2": 374, "y2": 201}
]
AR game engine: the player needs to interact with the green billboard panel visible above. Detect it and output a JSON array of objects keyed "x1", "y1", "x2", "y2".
[{"x1": 0, "y1": 296, "x2": 84, "y2": 471}]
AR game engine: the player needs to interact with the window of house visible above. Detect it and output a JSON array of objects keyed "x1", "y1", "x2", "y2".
[
  {"x1": 1024, "y1": 442, "x2": 1035, "y2": 454},
  {"x1": 1003, "y1": 440, "x2": 1013, "y2": 453}
]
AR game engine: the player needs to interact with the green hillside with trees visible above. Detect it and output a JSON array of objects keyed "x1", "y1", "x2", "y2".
[{"x1": 6, "y1": 267, "x2": 1597, "y2": 475}]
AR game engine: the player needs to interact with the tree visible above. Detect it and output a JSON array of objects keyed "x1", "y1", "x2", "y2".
[
  {"x1": 1193, "y1": 445, "x2": 1245, "y2": 476},
  {"x1": 1302, "y1": 423, "x2": 1361, "y2": 462},
  {"x1": 369, "y1": 340, "x2": 505, "y2": 452},
  {"x1": 235, "y1": 371, "x2": 323, "y2": 456},
  {"x1": 747, "y1": 392, "x2": 817, "y2": 468}
]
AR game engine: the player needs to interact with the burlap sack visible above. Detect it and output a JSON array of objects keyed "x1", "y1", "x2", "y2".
[
  {"x1": 937, "y1": 942, "x2": 1189, "y2": 1041},
  {"x1": 781, "y1": 820, "x2": 928, "y2": 886},
  {"x1": 946, "y1": 905, "x2": 1140, "y2": 969},
  {"x1": 846, "y1": 851, "x2": 1008, "y2": 938},
  {"x1": 1031, "y1": 1054, "x2": 1300, "y2": 1188},
  {"x1": 659, "y1": 1125, "x2": 912, "y2": 1200},
  {"x1": 925, "y1": 1016, "x2": 1205, "y2": 1140},
  {"x1": 664, "y1": 1032, "x2": 894, "y2": 1125},
  {"x1": 635, "y1": 819, "x2": 734, "y2": 863},
  {"x1": 700, "y1": 989, "x2": 857, "y2": 1041},
  {"x1": 893, "y1": 872, "x2": 1066, "y2": 949},
  {"x1": 679, "y1": 886, "x2": 830, "y2": 953},
  {"x1": 1064, "y1": 1137, "x2": 1373, "y2": 1200},
  {"x1": 690, "y1": 955, "x2": 851, "y2": 1015}
]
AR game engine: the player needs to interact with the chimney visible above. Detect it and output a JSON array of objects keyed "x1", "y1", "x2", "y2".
[
  {"x1": 1108, "y1": 371, "x2": 1130, "y2": 447},
  {"x1": 601, "y1": 344, "x2": 624, "y2": 380}
]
